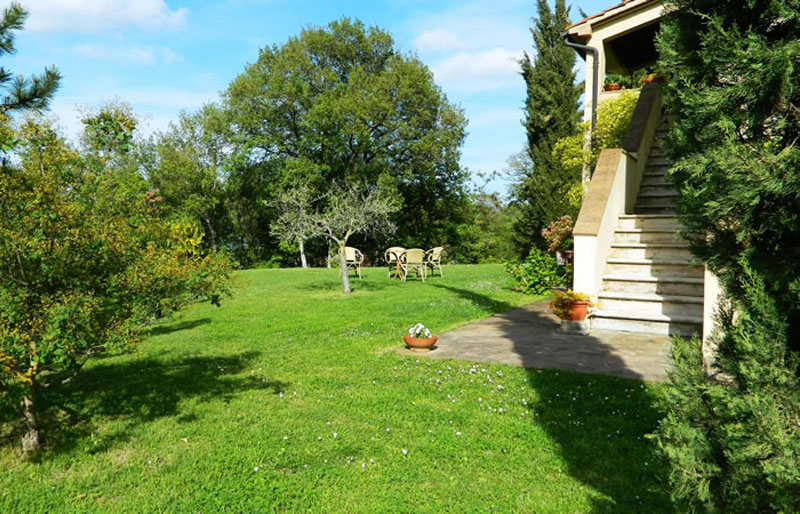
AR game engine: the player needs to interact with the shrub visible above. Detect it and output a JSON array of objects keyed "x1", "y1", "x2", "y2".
[
  {"x1": 552, "y1": 89, "x2": 640, "y2": 176},
  {"x1": 505, "y1": 247, "x2": 564, "y2": 295},
  {"x1": 653, "y1": 268, "x2": 800, "y2": 512}
]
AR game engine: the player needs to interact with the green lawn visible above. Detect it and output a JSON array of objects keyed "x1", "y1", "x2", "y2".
[{"x1": 0, "y1": 265, "x2": 670, "y2": 512}]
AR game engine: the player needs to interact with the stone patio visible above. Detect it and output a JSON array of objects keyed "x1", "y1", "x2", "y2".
[{"x1": 415, "y1": 301, "x2": 674, "y2": 382}]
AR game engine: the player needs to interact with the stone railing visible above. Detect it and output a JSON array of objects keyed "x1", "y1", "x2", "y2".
[{"x1": 572, "y1": 82, "x2": 663, "y2": 297}]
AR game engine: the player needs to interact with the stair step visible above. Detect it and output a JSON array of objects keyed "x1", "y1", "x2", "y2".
[
  {"x1": 617, "y1": 214, "x2": 680, "y2": 230},
  {"x1": 597, "y1": 292, "x2": 704, "y2": 317},
  {"x1": 606, "y1": 257, "x2": 704, "y2": 278},
  {"x1": 599, "y1": 291, "x2": 703, "y2": 303},
  {"x1": 647, "y1": 157, "x2": 671, "y2": 167},
  {"x1": 639, "y1": 181, "x2": 672, "y2": 191},
  {"x1": 613, "y1": 228, "x2": 682, "y2": 244},
  {"x1": 635, "y1": 206, "x2": 677, "y2": 215},
  {"x1": 610, "y1": 242, "x2": 691, "y2": 260},
  {"x1": 638, "y1": 191, "x2": 678, "y2": 199},
  {"x1": 602, "y1": 275, "x2": 704, "y2": 296},
  {"x1": 591, "y1": 310, "x2": 702, "y2": 336}
]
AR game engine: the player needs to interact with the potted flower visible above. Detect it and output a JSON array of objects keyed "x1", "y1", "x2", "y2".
[
  {"x1": 550, "y1": 290, "x2": 595, "y2": 321},
  {"x1": 604, "y1": 73, "x2": 626, "y2": 91},
  {"x1": 637, "y1": 71, "x2": 661, "y2": 85},
  {"x1": 403, "y1": 323, "x2": 437, "y2": 352}
]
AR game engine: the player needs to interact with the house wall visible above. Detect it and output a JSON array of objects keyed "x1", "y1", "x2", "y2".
[{"x1": 578, "y1": 2, "x2": 665, "y2": 124}]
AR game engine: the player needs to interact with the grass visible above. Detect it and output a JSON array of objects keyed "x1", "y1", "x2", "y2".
[{"x1": 0, "y1": 265, "x2": 671, "y2": 512}]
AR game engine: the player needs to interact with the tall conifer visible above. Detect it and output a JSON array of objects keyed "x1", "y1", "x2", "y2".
[
  {"x1": 512, "y1": 0, "x2": 581, "y2": 253},
  {"x1": 654, "y1": 0, "x2": 800, "y2": 510}
]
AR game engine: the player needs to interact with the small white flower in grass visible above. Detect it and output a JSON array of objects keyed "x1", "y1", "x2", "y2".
[
  {"x1": 455, "y1": 431, "x2": 462, "y2": 436},
  {"x1": 361, "y1": 462, "x2": 366, "y2": 468},
  {"x1": 317, "y1": 436, "x2": 322, "y2": 441},
  {"x1": 254, "y1": 466, "x2": 259, "y2": 472},
  {"x1": 333, "y1": 432, "x2": 338, "y2": 438},
  {"x1": 401, "y1": 449, "x2": 408, "y2": 455},
  {"x1": 369, "y1": 458, "x2": 374, "y2": 464}
]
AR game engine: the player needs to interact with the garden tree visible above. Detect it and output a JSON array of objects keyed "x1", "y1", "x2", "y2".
[
  {"x1": 224, "y1": 18, "x2": 471, "y2": 263},
  {"x1": 0, "y1": 118, "x2": 232, "y2": 458},
  {"x1": 652, "y1": 0, "x2": 800, "y2": 510},
  {"x1": 0, "y1": 3, "x2": 60, "y2": 116},
  {"x1": 471, "y1": 186, "x2": 519, "y2": 263},
  {"x1": 147, "y1": 104, "x2": 231, "y2": 250},
  {"x1": 271, "y1": 183, "x2": 322, "y2": 268},
  {"x1": 513, "y1": 0, "x2": 581, "y2": 254},
  {"x1": 274, "y1": 184, "x2": 398, "y2": 294},
  {"x1": 80, "y1": 101, "x2": 137, "y2": 158}
]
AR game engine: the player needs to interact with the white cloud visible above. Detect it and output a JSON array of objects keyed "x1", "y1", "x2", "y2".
[
  {"x1": 431, "y1": 48, "x2": 522, "y2": 92},
  {"x1": 413, "y1": 29, "x2": 464, "y2": 52},
  {"x1": 74, "y1": 43, "x2": 183, "y2": 66},
  {"x1": 24, "y1": 0, "x2": 189, "y2": 33}
]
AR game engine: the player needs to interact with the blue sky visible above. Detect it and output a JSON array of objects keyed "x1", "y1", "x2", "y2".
[{"x1": 6, "y1": 0, "x2": 613, "y2": 194}]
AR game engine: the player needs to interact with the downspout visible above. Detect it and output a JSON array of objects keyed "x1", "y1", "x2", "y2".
[{"x1": 561, "y1": 31, "x2": 598, "y2": 139}]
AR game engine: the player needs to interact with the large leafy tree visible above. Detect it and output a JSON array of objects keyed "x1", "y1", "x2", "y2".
[
  {"x1": 512, "y1": 0, "x2": 581, "y2": 254},
  {"x1": 147, "y1": 104, "x2": 231, "y2": 250},
  {"x1": 224, "y1": 18, "x2": 471, "y2": 264},
  {"x1": 653, "y1": 0, "x2": 800, "y2": 510}
]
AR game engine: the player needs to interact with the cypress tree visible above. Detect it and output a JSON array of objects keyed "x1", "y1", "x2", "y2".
[
  {"x1": 654, "y1": 0, "x2": 800, "y2": 510},
  {"x1": 512, "y1": 0, "x2": 581, "y2": 253}
]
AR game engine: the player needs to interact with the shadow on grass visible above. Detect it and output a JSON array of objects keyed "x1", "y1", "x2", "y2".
[
  {"x1": 525, "y1": 369, "x2": 670, "y2": 512},
  {"x1": 423, "y1": 284, "x2": 672, "y2": 510},
  {"x1": 429, "y1": 283, "x2": 517, "y2": 315},
  {"x1": 148, "y1": 317, "x2": 211, "y2": 336},
  {"x1": 28, "y1": 351, "x2": 286, "y2": 457}
]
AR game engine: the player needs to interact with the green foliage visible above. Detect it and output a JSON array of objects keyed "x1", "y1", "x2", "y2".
[
  {"x1": 0, "y1": 118, "x2": 232, "y2": 455},
  {"x1": 604, "y1": 73, "x2": 635, "y2": 89},
  {"x1": 147, "y1": 104, "x2": 231, "y2": 250},
  {"x1": 654, "y1": 0, "x2": 800, "y2": 510},
  {"x1": 0, "y1": 265, "x2": 670, "y2": 510},
  {"x1": 505, "y1": 247, "x2": 565, "y2": 295},
  {"x1": 552, "y1": 89, "x2": 640, "y2": 177},
  {"x1": 223, "y1": 18, "x2": 471, "y2": 264},
  {"x1": 654, "y1": 269, "x2": 800, "y2": 512},
  {"x1": 80, "y1": 101, "x2": 137, "y2": 157},
  {"x1": 471, "y1": 192, "x2": 519, "y2": 263},
  {"x1": 512, "y1": 0, "x2": 582, "y2": 254},
  {"x1": 0, "y1": 3, "x2": 60, "y2": 114}
]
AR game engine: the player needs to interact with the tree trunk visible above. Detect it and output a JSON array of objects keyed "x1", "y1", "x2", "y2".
[
  {"x1": 21, "y1": 386, "x2": 40, "y2": 458},
  {"x1": 338, "y1": 243, "x2": 351, "y2": 295},
  {"x1": 203, "y1": 213, "x2": 218, "y2": 251},
  {"x1": 299, "y1": 238, "x2": 308, "y2": 268},
  {"x1": 326, "y1": 239, "x2": 332, "y2": 268}
]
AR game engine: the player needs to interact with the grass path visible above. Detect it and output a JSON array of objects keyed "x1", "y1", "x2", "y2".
[{"x1": 1, "y1": 265, "x2": 670, "y2": 511}]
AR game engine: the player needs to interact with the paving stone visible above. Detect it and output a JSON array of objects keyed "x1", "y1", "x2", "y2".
[{"x1": 411, "y1": 301, "x2": 673, "y2": 382}]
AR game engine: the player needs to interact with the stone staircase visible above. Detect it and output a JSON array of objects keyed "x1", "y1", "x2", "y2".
[{"x1": 591, "y1": 125, "x2": 704, "y2": 336}]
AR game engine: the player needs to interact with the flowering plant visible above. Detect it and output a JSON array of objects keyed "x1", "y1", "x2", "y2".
[
  {"x1": 549, "y1": 290, "x2": 596, "y2": 319},
  {"x1": 541, "y1": 215, "x2": 574, "y2": 255},
  {"x1": 408, "y1": 323, "x2": 432, "y2": 339}
]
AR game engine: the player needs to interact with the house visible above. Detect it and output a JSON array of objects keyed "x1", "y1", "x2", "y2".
[{"x1": 564, "y1": 0, "x2": 719, "y2": 339}]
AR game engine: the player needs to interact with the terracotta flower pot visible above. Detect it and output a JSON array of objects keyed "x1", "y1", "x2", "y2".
[
  {"x1": 403, "y1": 334, "x2": 438, "y2": 352},
  {"x1": 565, "y1": 300, "x2": 589, "y2": 321},
  {"x1": 604, "y1": 83, "x2": 622, "y2": 91}
]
